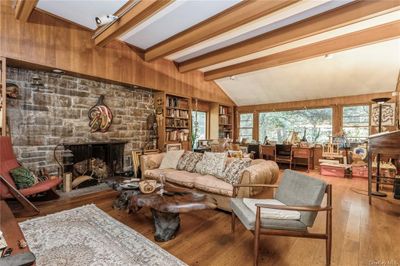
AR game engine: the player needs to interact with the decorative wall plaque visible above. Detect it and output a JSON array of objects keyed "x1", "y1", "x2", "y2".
[{"x1": 88, "y1": 95, "x2": 113, "y2": 133}]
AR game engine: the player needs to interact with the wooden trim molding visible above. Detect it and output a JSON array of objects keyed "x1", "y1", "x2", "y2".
[
  {"x1": 0, "y1": 57, "x2": 6, "y2": 136},
  {"x1": 144, "y1": 0, "x2": 299, "y2": 62},
  {"x1": 204, "y1": 21, "x2": 400, "y2": 80},
  {"x1": 237, "y1": 92, "x2": 394, "y2": 113},
  {"x1": 179, "y1": 0, "x2": 400, "y2": 73},
  {"x1": 0, "y1": 1, "x2": 234, "y2": 105},
  {"x1": 94, "y1": 0, "x2": 173, "y2": 47},
  {"x1": 15, "y1": 0, "x2": 38, "y2": 22}
]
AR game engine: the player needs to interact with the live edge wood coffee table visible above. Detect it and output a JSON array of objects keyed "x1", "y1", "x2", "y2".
[{"x1": 128, "y1": 185, "x2": 216, "y2": 242}]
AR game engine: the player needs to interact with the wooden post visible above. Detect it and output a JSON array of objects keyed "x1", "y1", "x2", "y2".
[{"x1": 0, "y1": 57, "x2": 6, "y2": 136}]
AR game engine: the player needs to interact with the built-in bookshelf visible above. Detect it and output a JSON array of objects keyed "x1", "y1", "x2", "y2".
[
  {"x1": 218, "y1": 105, "x2": 233, "y2": 139},
  {"x1": 155, "y1": 92, "x2": 191, "y2": 150},
  {"x1": 210, "y1": 103, "x2": 234, "y2": 139}
]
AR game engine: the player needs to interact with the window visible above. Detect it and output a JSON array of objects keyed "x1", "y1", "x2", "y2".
[
  {"x1": 342, "y1": 105, "x2": 369, "y2": 143},
  {"x1": 259, "y1": 108, "x2": 332, "y2": 143},
  {"x1": 239, "y1": 113, "x2": 253, "y2": 140},
  {"x1": 192, "y1": 111, "x2": 207, "y2": 147}
]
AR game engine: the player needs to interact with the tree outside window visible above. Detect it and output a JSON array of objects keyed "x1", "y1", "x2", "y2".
[
  {"x1": 259, "y1": 108, "x2": 332, "y2": 144},
  {"x1": 342, "y1": 105, "x2": 369, "y2": 143},
  {"x1": 239, "y1": 113, "x2": 253, "y2": 140}
]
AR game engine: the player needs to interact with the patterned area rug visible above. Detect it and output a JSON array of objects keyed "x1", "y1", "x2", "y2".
[{"x1": 19, "y1": 204, "x2": 187, "y2": 266}]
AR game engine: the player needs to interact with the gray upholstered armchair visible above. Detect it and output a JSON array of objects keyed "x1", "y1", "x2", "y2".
[{"x1": 231, "y1": 170, "x2": 332, "y2": 266}]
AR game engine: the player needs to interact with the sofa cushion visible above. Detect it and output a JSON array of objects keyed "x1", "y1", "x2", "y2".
[
  {"x1": 159, "y1": 150, "x2": 185, "y2": 169},
  {"x1": 144, "y1": 169, "x2": 176, "y2": 180},
  {"x1": 197, "y1": 152, "x2": 227, "y2": 178},
  {"x1": 184, "y1": 152, "x2": 203, "y2": 172},
  {"x1": 223, "y1": 159, "x2": 251, "y2": 185},
  {"x1": 242, "y1": 198, "x2": 301, "y2": 220},
  {"x1": 231, "y1": 198, "x2": 307, "y2": 231},
  {"x1": 194, "y1": 175, "x2": 233, "y2": 197},
  {"x1": 176, "y1": 151, "x2": 191, "y2": 170},
  {"x1": 165, "y1": 171, "x2": 200, "y2": 188}
]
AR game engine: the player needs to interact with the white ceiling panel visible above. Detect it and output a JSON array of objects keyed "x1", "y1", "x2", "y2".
[
  {"x1": 168, "y1": 0, "x2": 353, "y2": 62},
  {"x1": 37, "y1": 0, "x2": 128, "y2": 30},
  {"x1": 216, "y1": 39, "x2": 400, "y2": 106},
  {"x1": 120, "y1": 0, "x2": 241, "y2": 50},
  {"x1": 201, "y1": 10, "x2": 400, "y2": 72}
]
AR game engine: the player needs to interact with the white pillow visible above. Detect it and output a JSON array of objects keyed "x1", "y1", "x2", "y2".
[{"x1": 159, "y1": 150, "x2": 185, "y2": 169}]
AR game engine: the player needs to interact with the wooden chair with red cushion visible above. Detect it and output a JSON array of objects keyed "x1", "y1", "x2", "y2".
[{"x1": 0, "y1": 136, "x2": 62, "y2": 216}]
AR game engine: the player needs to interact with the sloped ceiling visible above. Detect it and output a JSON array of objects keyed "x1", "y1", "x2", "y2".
[{"x1": 216, "y1": 39, "x2": 400, "y2": 106}]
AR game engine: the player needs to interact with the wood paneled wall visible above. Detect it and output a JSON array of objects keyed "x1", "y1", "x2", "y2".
[
  {"x1": 236, "y1": 92, "x2": 398, "y2": 141},
  {"x1": 0, "y1": 1, "x2": 234, "y2": 106}
]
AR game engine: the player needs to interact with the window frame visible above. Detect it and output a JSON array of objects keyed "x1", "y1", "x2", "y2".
[
  {"x1": 192, "y1": 110, "x2": 208, "y2": 146},
  {"x1": 239, "y1": 112, "x2": 254, "y2": 140},
  {"x1": 258, "y1": 107, "x2": 333, "y2": 143},
  {"x1": 342, "y1": 104, "x2": 370, "y2": 143}
]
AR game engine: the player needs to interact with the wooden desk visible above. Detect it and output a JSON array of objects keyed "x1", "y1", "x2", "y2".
[
  {"x1": 0, "y1": 201, "x2": 33, "y2": 259},
  {"x1": 292, "y1": 147, "x2": 314, "y2": 172},
  {"x1": 260, "y1": 145, "x2": 275, "y2": 160},
  {"x1": 368, "y1": 130, "x2": 400, "y2": 204},
  {"x1": 260, "y1": 145, "x2": 315, "y2": 172}
]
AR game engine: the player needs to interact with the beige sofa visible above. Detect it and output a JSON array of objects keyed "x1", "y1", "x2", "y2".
[{"x1": 140, "y1": 153, "x2": 279, "y2": 211}]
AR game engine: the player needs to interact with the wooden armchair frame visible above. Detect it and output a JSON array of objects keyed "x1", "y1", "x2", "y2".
[{"x1": 232, "y1": 183, "x2": 332, "y2": 266}]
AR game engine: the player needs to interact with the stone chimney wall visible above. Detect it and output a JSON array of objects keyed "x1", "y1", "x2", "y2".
[{"x1": 6, "y1": 67, "x2": 154, "y2": 174}]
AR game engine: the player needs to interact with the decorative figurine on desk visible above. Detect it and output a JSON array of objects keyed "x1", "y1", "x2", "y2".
[{"x1": 263, "y1": 135, "x2": 271, "y2": 145}]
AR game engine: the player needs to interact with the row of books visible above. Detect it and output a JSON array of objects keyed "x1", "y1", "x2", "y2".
[
  {"x1": 166, "y1": 109, "x2": 189, "y2": 118},
  {"x1": 166, "y1": 96, "x2": 189, "y2": 109},
  {"x1": 166, "y1": 129, "x2": 189, "y2": 142},
  {"x1": 166, "y1": 118, "x2": 189, "y2": 128},
  {"x1": 219, "y1": 106, "x2": 231, "y2": 115},
  {"x1": 219, "y1": 115, "x2": 230, "y2": 125}
]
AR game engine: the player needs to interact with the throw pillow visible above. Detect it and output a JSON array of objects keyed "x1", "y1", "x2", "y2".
[
  {"x1": 223, "y1": 159, "x2": 252, "y2": 185},
  {"x1": 185, "y1": 152, "x2": 203, "y2": 172},
  {"x1": 176, "y1": 151, "x2": 192, "y2": 170},
  {"x1": 159, "y1": 150, "x2": 185, "y2": 169},
  {"x1": 9, "y1": 166, "x2": 36, "y2": 189},
  {"x1": 198, "y1": 152, "x2": 227, "y2": 178}
]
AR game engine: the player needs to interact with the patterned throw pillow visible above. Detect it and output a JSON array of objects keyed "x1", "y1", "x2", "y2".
[
  {"x1": 223, "y1": 159, "x2": 252, "y2": 185},
  {"x1": 198, "y1": 152, "x2": 227, "y2": 178},
  {"x1": 176, "y1": 151, "x2": 192, "y2": 170},
  {"x1": 185, "y1": 152, "x2": 203, "y2": 172},
  {"x1": 159, "y1": 150, "x2": 185, "y2": 169},
  {"x1": 9, "y1": 166, "x2": 36, "y2": 189}
]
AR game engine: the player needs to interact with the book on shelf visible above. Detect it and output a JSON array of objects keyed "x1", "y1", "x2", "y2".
[
  {"x1": 166, "y1": 118, "x2": 189, "y2": 128},
  {"x1": 219, "y1": 106, "x2": 230, "y2": 115},
  {"x1": 166, "y1": 129, "x2": 190, "y2": 142},
  {"x1": 166, "y1": 108, "x2": 189, "y2": 118},
  {"x1": 166, "y1": 96, "x2": 189, "y2": 109},
  {"x1": 219, "y1": 115, "x2": 230, "y2": 125}
]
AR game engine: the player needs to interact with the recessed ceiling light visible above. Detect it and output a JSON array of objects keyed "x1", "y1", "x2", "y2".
[
  {"x1": 53, "y1": 69, "x2": 65, "y2": 74},
  {"x1": 324, "y1": 54, "x2": 333, "y2": 59},
  {"x1": 229, "y1": 76, "x2": 236, "y2": 80}
]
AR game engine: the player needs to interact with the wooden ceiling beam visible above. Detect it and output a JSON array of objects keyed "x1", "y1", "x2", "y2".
[
  {"x1": 94, "y1": 0, "x2": 173, "y2": 47},
  {"x1": 204, "y1": 21, "x2": 400, "y2": 80},
  {"x1": 15, "y1": 0, "x2": 38, "y2": 22},
  {"x1": 144, "y1": 0, "x2": 300, "y2": 62},
  {"x1": 179, "y1": 0, "x2": 400, "y2": 73}
]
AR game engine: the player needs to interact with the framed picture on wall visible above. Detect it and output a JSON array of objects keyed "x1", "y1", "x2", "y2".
[
  {"x1": 166, "y1": 143, "x2": 182, "y2": 151},
  {"x1": 371, "y1": 102, "x2": 395, "y2": 126}
]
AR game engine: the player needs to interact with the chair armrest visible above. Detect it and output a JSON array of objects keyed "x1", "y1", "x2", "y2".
[{"x1": 255, "y1": 203, "x2": 332, "y2": 212}]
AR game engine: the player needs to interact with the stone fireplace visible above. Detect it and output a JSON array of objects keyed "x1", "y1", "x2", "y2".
[{"x1": 6, "y1": 67, "x2": 155, "y2": 180}]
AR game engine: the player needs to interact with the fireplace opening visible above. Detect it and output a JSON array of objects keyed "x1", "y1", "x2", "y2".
[{"x1": 62, "y1": 141, "x2": 126, "y2": 190}]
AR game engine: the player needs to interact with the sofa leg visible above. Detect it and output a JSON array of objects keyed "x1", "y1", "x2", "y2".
[{"x1": 231, "y1": 211, "x2": 236, "y2": 233}]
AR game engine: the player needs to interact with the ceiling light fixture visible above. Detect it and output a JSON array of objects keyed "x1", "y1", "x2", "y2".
[
  {"x1": 95, "y1": 15, "x2": 119, "y2": 27},
  {"x1": 229, "y1": 75, "x2": 236, "y2": 80},
  {"x1": 324, "y1": 54, "x2": 333, "y2": 59}
]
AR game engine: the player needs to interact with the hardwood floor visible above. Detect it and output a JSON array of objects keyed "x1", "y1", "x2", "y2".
[{"x1": 14, "y1": 171, "x2": 400, "y2": 266}]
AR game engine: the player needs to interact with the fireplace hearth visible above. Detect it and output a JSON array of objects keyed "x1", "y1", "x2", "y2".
[{"x1": 63, "y1": 141, "x2": 126, "y2": 189}]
